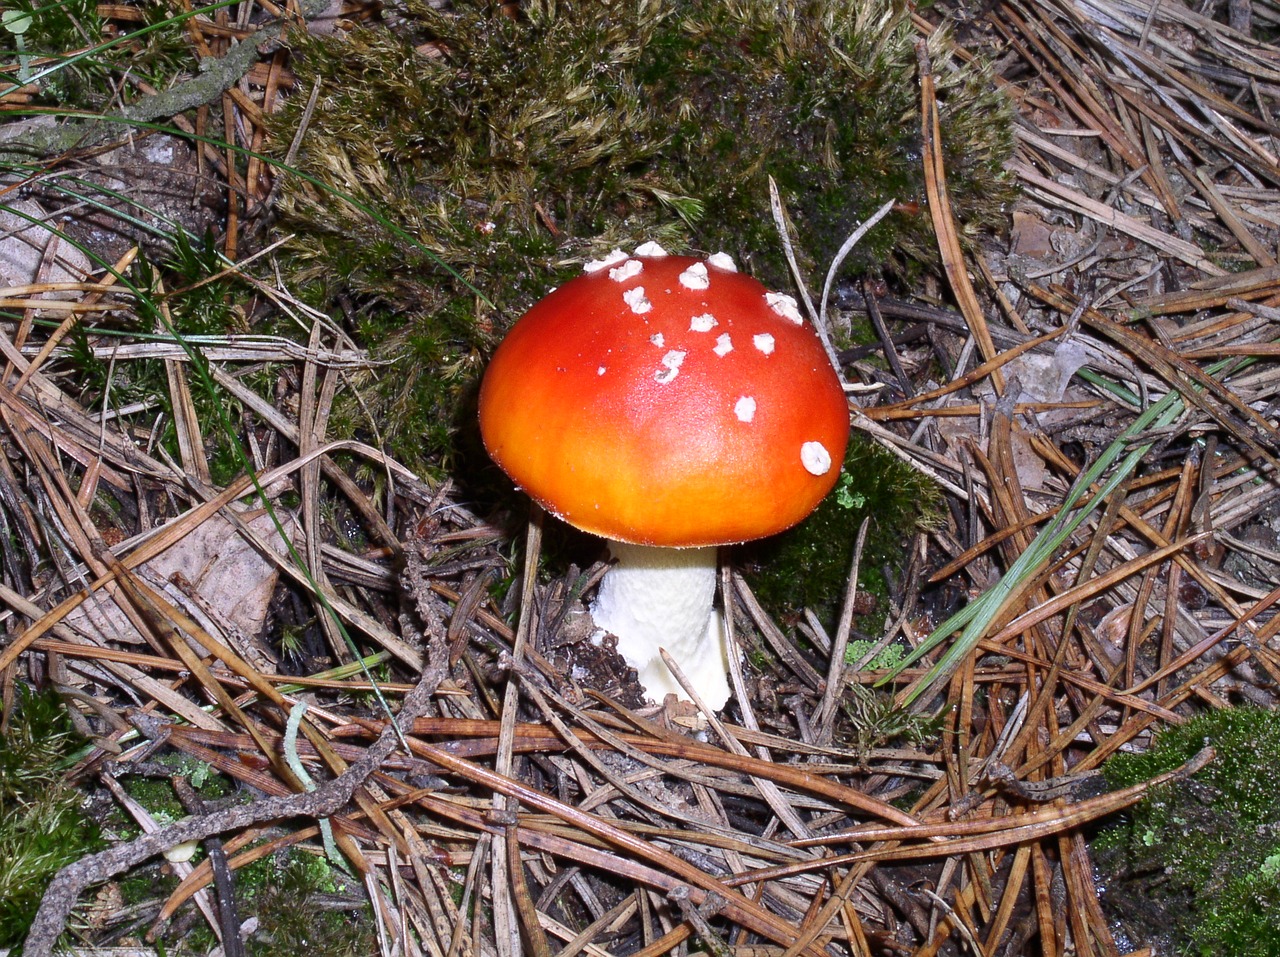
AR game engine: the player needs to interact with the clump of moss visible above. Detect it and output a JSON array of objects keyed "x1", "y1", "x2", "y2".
[
  {"x1": 741, "y1": 432, "x2": 942, "y2": 625},
  {"x1": 844, "y1": 638, "x2": 906, "y2": 670},
  {"x1": 840, "y1": 683, "x2": 942, "y2": 756},
  {"x1": 1095, "y1": 707, "x2": 1280, "y2": 956},
  {"x1": 0, "y1": 686, "x2": 103, "y2": 948},
  {"x1": 234, "y1": 850, "x2": 375, "y2": 957},
  {"x1": 117, "y1": 753, "x2": 233, "y2": 833},
  {"x1": 4, "y1": 0, "x2": 194, "y2": 110},
  {"x1": 270, "y1": 0, "x2": 1014, "y2": 473}
]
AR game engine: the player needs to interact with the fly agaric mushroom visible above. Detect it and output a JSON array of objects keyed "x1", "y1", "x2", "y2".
[{"x1": 478, "y1": 247, "x2": 849, "y2": 709}]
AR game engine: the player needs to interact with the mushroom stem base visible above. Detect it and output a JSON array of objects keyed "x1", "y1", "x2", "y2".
[{"x1": 589, "y1": 541, "x2": 730, "y2": 710}]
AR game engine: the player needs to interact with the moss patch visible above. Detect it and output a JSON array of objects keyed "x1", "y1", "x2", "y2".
[
  {"x1": 740, "y1": 432, "x2": 942, "y2": 625},
  {"x1": 269, "y1": 0, "x2": 1014, "y2": 474},
  {"x1": 233, "y1": 849, "x2": 375, "y2": 957},
  {"x1": 0, "y1": 686, "x2": 104, "y2": 948},
  {"x1": 1096, "y1": 707, "x2": 1280, "y2": 956}
]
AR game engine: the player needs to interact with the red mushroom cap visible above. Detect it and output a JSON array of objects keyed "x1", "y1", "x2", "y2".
[{"x1": 478, "y1": 252, "x2": 850, "y2": 546}]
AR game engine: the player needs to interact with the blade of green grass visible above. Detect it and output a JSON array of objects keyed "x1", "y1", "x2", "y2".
[{"x1": 877, "y1": 355, "x2": 1246, "y2": 706}]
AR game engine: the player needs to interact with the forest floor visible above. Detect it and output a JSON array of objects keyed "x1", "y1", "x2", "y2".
[{"x1": 5, "y1": 1, "x2": 1280, "y2": 955}]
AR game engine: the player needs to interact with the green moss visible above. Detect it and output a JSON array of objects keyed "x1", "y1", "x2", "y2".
[
  {"x1": 1096, "y1": 707, "x2": 1280, "y2": 956},
  {"x1": 5, "y1": 0, "x2": 192, "y2": 110},
  {"x1": 164, "y1": 754, "x2": 232, "y2": 801},
  {"x1": 839, "y1": 683, "x2": 942, "y2": 756},
  {"x1": 0, "y1": 686, "x2": 104, "y2": 948},
  {"x1": 741, "y1": 432, "x2": 942, "y2": 625},
  {"x1": 230, "y1": 850, "x2": 375, "y2": 957},
  {"x1": 269, "y1": 0, "x2": 1014, "y2": 474},
  {"x1": 122, "y1": 775, "x2": 186, "y2": 826},
  {"x1": 115, "y1": 757, "x2": 229, "y2": 834},
  {"x1": 116, "y1": 865, "x2": 173, "y2": 910}
]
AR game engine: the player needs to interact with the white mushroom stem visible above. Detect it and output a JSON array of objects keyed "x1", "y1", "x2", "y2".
[{"x1": 589, "y1": 541, "x2": 731, "y2": 710}]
